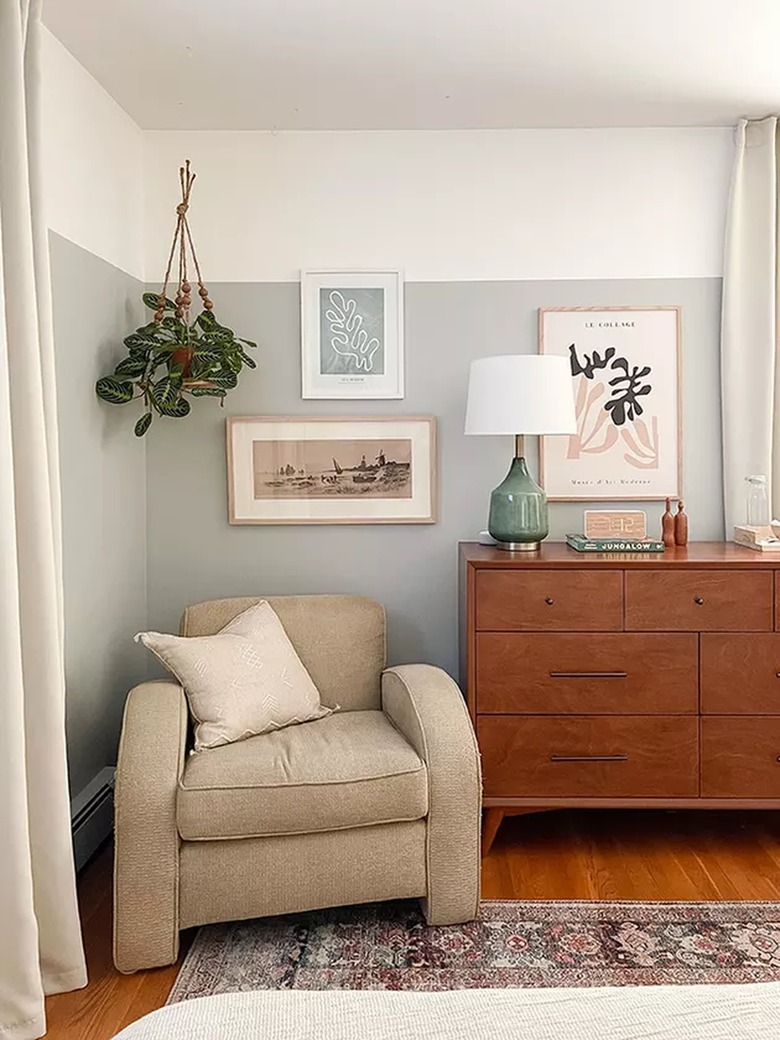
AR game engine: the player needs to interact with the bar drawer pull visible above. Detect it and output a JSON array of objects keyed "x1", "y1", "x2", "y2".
[
  {"x1": 549, "y1": 754, "x2": 629, "y2": 763},
  {"x1": 549, "y1": 671, "x2": 628, "y2": 679},
  {"x1": 545, "y1": 596, "x2": 554, "y2": 605},
  {"x1": 694, "y1": 596, "x2": 704, "y2": 605}
]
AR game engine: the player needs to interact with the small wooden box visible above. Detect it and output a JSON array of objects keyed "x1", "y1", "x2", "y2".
[{"x1": 584, "y1": 509, "x2": 647, "y2": 540}]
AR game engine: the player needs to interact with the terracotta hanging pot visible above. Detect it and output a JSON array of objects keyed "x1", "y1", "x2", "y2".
[{"x1": 171, "y1": 346, "x2": 193, "y2": 378}]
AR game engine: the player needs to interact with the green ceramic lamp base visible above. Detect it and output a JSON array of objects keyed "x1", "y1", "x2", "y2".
[{"x1": 487, "y1": 456, "x2": 549, "y2": 549}]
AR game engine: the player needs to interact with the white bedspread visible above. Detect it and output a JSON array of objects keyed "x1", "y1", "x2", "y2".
[{"x1": 114, "y1": 984, "x2": 780, "y2": 1039}]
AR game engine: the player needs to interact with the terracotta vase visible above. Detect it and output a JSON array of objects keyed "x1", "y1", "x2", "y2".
[
  {"x1": 661, "y1": 498, "x2": 675, "y2": 547},
  {"x1": 674, "y1": 501, "x2": 689, "y2": 547}
]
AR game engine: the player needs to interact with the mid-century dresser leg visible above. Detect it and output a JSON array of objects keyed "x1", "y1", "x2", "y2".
[
  {"x1": 482, "y1": 807, "x2": 556, "y2": 856},
  {"x1": 482, "y1": 808, "x2": 506, "y2": 857}
]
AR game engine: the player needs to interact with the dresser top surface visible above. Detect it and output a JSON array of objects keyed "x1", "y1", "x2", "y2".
[{"x1": 460, "y1": 541, "x2": 780, "y2": 569}]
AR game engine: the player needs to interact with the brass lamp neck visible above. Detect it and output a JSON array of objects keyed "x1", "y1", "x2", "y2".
[{"x1": 514, "y1": 433, "x2": 525, "y2": 458}]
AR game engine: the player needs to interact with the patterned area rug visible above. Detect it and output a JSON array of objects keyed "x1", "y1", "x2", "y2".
[{"x1": 168, "y1": 900, "x2": 780, "y2": 1003}]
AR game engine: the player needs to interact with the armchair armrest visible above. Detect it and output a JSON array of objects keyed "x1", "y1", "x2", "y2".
[
  {"x1": 382, "y1": 664, "x2": 481, "y2": 924},
  {"x1": 113, "y1": 680, "x2": 188, "y2": 972}
]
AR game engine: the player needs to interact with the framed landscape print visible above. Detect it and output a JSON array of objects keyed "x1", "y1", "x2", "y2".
[
  {"x1": 539, "y1": 306, "x2": 682, "y2": 501},
  {"x1": 301, "y1": 270, "x2": 404, "y2": 399},
  {"x1": 227, "y1": 416, "x2": 435, "y2": 524}
]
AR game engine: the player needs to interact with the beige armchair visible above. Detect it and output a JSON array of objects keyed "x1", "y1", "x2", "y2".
[{"x1": 113, "y1": 595, "x2": 482, "y2": 973}]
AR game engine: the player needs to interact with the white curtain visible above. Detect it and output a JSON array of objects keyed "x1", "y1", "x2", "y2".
[
  {"x1": 0, "y1": 2, "x2": 87, "y2": 1038},
  {"x1": 721, "y1": 116, "x2": 780, "y2": 532}
]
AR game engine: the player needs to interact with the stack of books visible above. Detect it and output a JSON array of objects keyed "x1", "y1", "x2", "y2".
[{"x1": 566, "y1": 533, "x2": 664, "y2": 553}]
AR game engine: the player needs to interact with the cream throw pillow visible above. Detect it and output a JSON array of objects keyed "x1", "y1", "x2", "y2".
[{"x1": 135, "y1": 601, "x2": 333, "y2": 750}]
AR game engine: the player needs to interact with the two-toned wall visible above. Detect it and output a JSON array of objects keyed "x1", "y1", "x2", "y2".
[
  {"x1": 42, "y1": 29, "x2": 147, "y2": 796},
  {"x1": 142, "y1": 129, "x2": 731, "y2": 676},
  {"x1": 41, "y1": 27, "x2": 735, "y2": 792}
]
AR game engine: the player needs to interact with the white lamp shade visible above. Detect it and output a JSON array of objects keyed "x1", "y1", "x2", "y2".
[{"x1": 465, "y1": 354, "x2": 576, "y2": 436}]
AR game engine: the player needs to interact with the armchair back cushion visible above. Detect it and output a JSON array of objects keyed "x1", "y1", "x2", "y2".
[{"x1": 181, "y1": 595, "x2": 385, "y2": 711}]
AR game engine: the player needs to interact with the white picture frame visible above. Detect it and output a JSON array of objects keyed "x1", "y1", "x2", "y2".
[
  {"x1": 539, "y1": 306, "x2": 682, "y2": 501},
  {"x1": 301, "y1": 270, "x2": 404, "y2": 399},
  {"x1": 227, "y1": 416, "x2": 436, "y2": 524}
]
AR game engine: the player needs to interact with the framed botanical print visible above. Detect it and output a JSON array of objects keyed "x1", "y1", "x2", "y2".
[
  {"x1": 300, "y1": 270, "x2": 404, "y2": 399},
  {"x1": 227, "y1": 416, "x2": 436, "y2": 524},
  {"x1": 539, "y1": 306, "x2": 682, "y2": 501}
]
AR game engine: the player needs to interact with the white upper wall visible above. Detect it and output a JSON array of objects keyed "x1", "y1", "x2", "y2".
[
  {"x1": 40, "y1": 28, "x2": 144, "y2": 280},
  {"x1": 143, "y1": 129, "x2": 733, "y2": 283},
  {"x1": 38, "y1": 29, "x2": 735, "y2": 285}
]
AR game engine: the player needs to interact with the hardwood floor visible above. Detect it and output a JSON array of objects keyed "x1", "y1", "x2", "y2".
[
  {"x1": 482, "y1": 809, "x2": 780, "y2": 902},
  {"x1": 46, "y1": 809, "x2": 780, "y2": 1038}
]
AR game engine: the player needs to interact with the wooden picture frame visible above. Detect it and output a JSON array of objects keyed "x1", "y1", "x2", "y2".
[
  {"x1": 300, "y1": 270, "x2": 405, "y2": 399},
  {"x1": 227, "y1": 416, "x2": 436, "y2": 524},
  {"x1": 539, "y1": 306, "x2": 682, "y2": 502}
]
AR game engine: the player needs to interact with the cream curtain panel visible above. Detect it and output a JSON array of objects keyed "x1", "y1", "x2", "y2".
[
  {"x1": 0, "y1": 1, "x2": 87, "y2": 1038},
  {"x1": 721, "y1": 117, "x2": 780, "y2": 532}
]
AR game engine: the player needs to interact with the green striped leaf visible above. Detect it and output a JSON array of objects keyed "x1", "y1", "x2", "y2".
[
  {"x1": 189, "y1": 386, "x2": 227, "y2": 398},
  {"x1": 158, "y1": 396, "x2": 191, "y2": 418},
  {"x1": 114, "y1": 356, "x2": 148, "y2": 378},
  {"x1": 192, "y1": 349, "x2": 222, "y2": 365},
  {"x1": 196, "y1": 310, "x2": 217, "y2": 330},
  {"x1": 95, "y1": 377, "x2": 133, "y2": 405},
  {"x1": 161, "y1": 315, "x2": 186, "y2": 333},
  {"x1": 124, "y1": 333, "x2": 158, "y2": 351},
  {"x1": 142, "y1": 291, "x2": 175, "y2": 311},
  {"x1": 208, "y1": 370, "x2": 238, "y2": 389},
  {"x1": 134, "y1": 412, "x2": 153, "y2": 437},
  {"x1": 151, "y1": 345, "x2": 178, "y2": 361},
  {"x1": 150, "y1": 376, "x2": 180, "y2": 407}
]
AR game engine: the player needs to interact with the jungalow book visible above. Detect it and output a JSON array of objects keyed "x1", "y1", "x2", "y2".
[{"x1": 566, "y1": 533, "x2": 664, "y2": 553}]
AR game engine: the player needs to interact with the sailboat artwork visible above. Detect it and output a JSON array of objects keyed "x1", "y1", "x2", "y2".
[
  {"x1": 253, "y1": 438, "x2": 413, "y2": 501},
  {"x1": 229, "y1": 416, "x2": 435, "y2": 525}
]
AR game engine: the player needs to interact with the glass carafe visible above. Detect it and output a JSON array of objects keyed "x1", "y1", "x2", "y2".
[{"x1": 746, "y1": 474, "x2": 769, "y2": 527}]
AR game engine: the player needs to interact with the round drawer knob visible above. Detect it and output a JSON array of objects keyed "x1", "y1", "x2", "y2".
[
  {"x1": 545, "y1": 596, "x2": 554, "y2": 605},
  {"x1": 694, "y1": 596, "x2": 704, "y2": 605}
]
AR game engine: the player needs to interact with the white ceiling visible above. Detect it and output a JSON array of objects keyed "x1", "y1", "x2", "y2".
[{"x1": 42, "y1": 0, "x2": 780, "y2": 131}]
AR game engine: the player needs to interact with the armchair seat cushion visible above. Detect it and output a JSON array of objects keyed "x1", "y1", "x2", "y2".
[{"x1": 177, "y1": 711, "x2": 428, "y2": 840}]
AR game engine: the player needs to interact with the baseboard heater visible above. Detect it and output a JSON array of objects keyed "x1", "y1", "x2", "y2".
[{"x1": 71, "y1": 766, "x2": 115, "y2": 871}]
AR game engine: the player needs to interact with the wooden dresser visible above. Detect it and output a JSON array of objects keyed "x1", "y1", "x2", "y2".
[{"x1": 459, "y1": 541, "x2": 780, "y2": 854}]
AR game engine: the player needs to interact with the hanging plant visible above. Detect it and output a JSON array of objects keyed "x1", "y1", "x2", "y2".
[{"x1": 95, "y1": 160, "x2": 256, "y2": 436}]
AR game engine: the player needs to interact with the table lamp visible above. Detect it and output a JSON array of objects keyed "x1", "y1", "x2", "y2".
[{"x1": 465, "y1": 354, "x2": 576, "y2": 550}]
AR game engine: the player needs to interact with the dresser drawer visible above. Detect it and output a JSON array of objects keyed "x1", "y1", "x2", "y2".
[
  {"x1": 701, "y1": 717, "x2": 780, "y2": 797},
  {"x1": 477, "y1": 633, "x2": 698, "y2": 714},
  {"x1": 478, "y1": 715, "x2": 699, "y2": 798},
  {"x1": 624, "y1": 570, "x2": 772, "y2": 631},
  {"x1": 475, "y1": 570, "x2": 623, "y2": 632},
  {"x1": 702, "y1": 634, "x2": 780, "y2": 714}
]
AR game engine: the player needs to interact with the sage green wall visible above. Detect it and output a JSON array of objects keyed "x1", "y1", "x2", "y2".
[
  {"x1": 48, "y1": 248, "x2": 722, "y2": 789},
  {"x1": 144, "y1": 277, "x2": 722, "y2": 678},
  {"x1": 50, "y1": 233, "x2": 148, "y2": 796}
]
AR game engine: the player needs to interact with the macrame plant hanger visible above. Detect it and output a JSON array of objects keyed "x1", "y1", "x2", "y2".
[
  {"x1": 152, "y1": 160, "x2": 213, "y2": 377},
  {"x1": 154, "y1": 159, "x2": 213, "y2": 320},
  {"x1": 95, "y1": 157, "x2": 256, "y2": 433}
]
